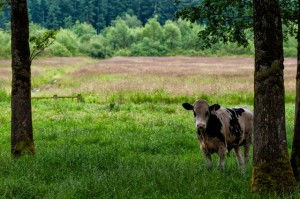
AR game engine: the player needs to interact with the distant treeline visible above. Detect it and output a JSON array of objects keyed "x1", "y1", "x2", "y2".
[
  {"x1": 0, "y1": 0, "x2": 201, "y2": 31},
  {"x1": 0, "y1": 15, "x2": 263, "y2": 59},
  {"x1": 0, "y1": 1, "x2": 296, "y2": 59}
]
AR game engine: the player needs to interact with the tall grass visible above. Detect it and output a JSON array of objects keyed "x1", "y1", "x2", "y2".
[{"x1": 0, "y1": 88, "x2": 9, "y2": 102}]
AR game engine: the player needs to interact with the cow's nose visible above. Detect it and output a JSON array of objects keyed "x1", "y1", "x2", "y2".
[{"x1": 197, "y1": 123, "x2": 206, "y2": 129}]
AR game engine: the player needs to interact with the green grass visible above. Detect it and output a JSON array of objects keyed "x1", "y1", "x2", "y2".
[
  {"x1": 0, "y1": 98, "x2": 299, "y2": 198},
  {"x1": 0, "y1": 57, "x2": 299, "y2": 198},
  {"x1": 0, "y1": 88, "x2": 10, "y2": 102}
]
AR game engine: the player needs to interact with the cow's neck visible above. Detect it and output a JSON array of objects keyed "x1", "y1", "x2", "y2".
[{"x1": 205, "y1": 114, "x2": 225, "y2": 142}]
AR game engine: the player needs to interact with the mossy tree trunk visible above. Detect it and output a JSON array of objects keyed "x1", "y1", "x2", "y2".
[
  {"x1": 11, "y1": 0, "x2": 35, "y2": 156},
  {"x1": 250, "y1": 0, "x2": 297, "y2": 193},
  {"x1": 291, "y1": 1, "x2": 300, "y2": 181}
]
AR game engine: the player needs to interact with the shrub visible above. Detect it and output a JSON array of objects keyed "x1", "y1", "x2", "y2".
[
  {"x1": 142, "y1": 16, "x2": 164, "y2": 42},
  {"x1": 47, "y1": 42, "x2": 73, "y2": 57},
  {"x1": 130, "y1": 38, "x2": 168, "y2": 56},
  {"x1": 104, "y1": 20, "x2": 134, "y2": 50},
  {"x1": 80, "y1": 35, "x2": 112, "y2": 58},
  {"x1": 71, "y1": 21, "x2": 97, "y2": 43},
  {"x1": 54, "y1": 29, "x2": 80, "y2": 56},
  {"x1": 163, "y1": 20, "x2": 182, "y2": 50}
]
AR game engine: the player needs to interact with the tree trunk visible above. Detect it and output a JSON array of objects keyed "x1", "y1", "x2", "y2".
[
  {"x1": 250, "y1": 0, "x2": 297, "y2": 193},
  {"x1": 11, "y1": 0, "x2": 35, "y2": 156},
  {"x1": 290, "y1": 0, "x2": 300, "y2": 181}
]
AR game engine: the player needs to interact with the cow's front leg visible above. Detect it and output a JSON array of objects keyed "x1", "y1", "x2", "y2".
[
  {"x1": 217, "y1": 147, "x2": 227, "y2": 170},
  {"x1": 203, "y1": 151, "x2": 212, "y2": 169},
  {"x1": 200, "y1": 142, "x2": 212, "y2": 169}
]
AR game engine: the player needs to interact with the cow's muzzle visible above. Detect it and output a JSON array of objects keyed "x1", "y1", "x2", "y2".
[
  {"x1": 197, "y1": 123, "x2": 206, "y2": 130},
  {"x1": 197, "y1": 128, "x2": 205, "y2": 135}
]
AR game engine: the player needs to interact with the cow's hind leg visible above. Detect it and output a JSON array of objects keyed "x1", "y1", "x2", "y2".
[
  {"x1": 243, "y1": 140, "x2": 251, "y2": 165},
  {"x1": 234, "y1": 146, "x2": 244, "y2": 168}
]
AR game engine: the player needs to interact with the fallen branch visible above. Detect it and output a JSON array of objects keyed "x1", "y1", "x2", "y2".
[{"x1": 32, "y1": 94, "x2": 83, "y2": 103}]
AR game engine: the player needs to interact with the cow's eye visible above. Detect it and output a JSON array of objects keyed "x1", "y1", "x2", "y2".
[
  {"x1": 193, "y1": 111, "x2": 196, "y2": 117},
  {"x1": 205, "y1": 111, "x2": 209, "y2": 117}
]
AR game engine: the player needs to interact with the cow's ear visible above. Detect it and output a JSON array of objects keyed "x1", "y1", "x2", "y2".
[
  {"x1": 209, "y1": 104, "x2": 220, "y2": 112},
  {"x1": 182, "y1": 103, "x2": 194, "y2": 110}
]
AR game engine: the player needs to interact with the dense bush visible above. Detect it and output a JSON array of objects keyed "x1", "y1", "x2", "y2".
[
  {"x1": 0, "y1": 14, "x2": 297, "y2": 59},
  {"x1": 54, "y1": 29, "x2": 80, "y2": 56},
  {"x1": 71, "y1": 21, "x2": 97, "y2": 43},
  {"x1": 131, "y1": 38, "x2": 168, "y2": 56},
  {"x1": 81, "y1": 35, "x2": 112, "y2": 58}
]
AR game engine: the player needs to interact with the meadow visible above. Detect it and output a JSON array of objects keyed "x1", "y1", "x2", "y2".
[{"x1": 0, "y1": 56, "x2": 299, "y2": 198}]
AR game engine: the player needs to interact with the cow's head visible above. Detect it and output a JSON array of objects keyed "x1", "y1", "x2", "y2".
[{"x1": 182, "y1": 100, "x2": 220, "y2": 132}]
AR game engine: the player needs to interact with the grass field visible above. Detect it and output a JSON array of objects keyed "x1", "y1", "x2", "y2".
[{"x1": 0, "y1": 57, "x2": 299, "y2": 198}]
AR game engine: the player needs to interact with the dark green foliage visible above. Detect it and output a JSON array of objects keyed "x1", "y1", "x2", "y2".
[
  {"x1": 0, "y1": 0, "x2": 5, "y2": 9},
  {"x1": 175, "y1": 0, "x2": 297, "y2": 49},
  {"x1": 175, "y1": 0, "x2": 253, "y2": 49},
  {"x1": 0, "y1": 14, "x2": 297, "y2": 58},
  {"x1": 0, "y1": 0, "x2": 297, "y2": 58},
  {"x1": 0, "y1": 0, "x2": 180, "y2": 31},
  {"x1": 281, "y1": 0, "x2": 297, "y2": 36}
]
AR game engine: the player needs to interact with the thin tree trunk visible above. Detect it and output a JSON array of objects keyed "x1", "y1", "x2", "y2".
[
  {"x1": 290, "y1": 0, "x2": 300, "y2": 181},
  {"x1": 250, "y1": 0, "x2": 297, "y2": 193},
  {"x1": 11, "y1": 0, "x2": 35, "y2": 156}
]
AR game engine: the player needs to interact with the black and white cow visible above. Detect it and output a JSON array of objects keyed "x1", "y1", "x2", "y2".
[{"x1": 183, "y1": 99, "x2": 253, "y2": 170}]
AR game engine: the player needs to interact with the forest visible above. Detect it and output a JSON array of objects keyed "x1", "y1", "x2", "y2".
[
  {"x1": 0, "y1": 0, "x2": 296, "y2": 59},
  {"x1": 0, "y1": 15, "x2": 260, "y2": 59},
  {"x1": 0, "y1": 0, "x2": 200, "y2": 31}
]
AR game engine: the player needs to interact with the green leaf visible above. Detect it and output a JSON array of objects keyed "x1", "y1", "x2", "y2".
[{"x1": 30, "y1": 30, "x2": 57, "y2": 60}]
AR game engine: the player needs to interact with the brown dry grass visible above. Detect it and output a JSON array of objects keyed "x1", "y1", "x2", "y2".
[
  {"x1": 57, "y1": 56, "x2": 296, "y2": 97},
  {"x1": 0, "y1": 56, "x2": 297, "y2": 99},
  {"x1": 65, "y1": 56, "x2": 256, "y2": 97}
]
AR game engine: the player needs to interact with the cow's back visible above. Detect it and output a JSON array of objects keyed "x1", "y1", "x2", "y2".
[{"x1": 215, "y1": 107, "x2": 253, "y2": 148}]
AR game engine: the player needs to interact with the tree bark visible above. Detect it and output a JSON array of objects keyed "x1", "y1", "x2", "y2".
[
  {"x1": 11, "y1": 0, "x2": 35, "y2": 156},
  {"x1": 290, "y1": 0, "x2": 300, "y2": 181},
  {"x1": 250, "y1": 0, "x2": 297, "y2": 193}
]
